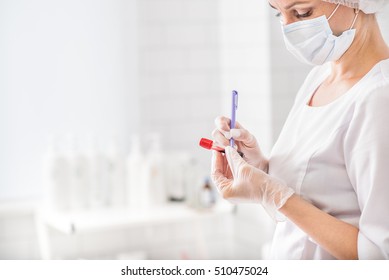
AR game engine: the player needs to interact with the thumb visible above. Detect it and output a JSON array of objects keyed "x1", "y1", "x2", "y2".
[{"x1": 225, "y1": 146, "x2": 246, "y2": 178}]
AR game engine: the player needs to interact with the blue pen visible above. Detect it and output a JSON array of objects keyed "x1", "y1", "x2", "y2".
[{"x1": 230, "y1": 90, "x2": 238, "y2": 147}]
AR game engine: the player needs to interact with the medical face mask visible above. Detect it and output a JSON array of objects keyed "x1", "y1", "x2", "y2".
[{"x1": 281, "y1": 4, "x2": 359, "y2": 65}]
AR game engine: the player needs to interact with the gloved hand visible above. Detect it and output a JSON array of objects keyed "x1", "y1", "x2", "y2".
[
  {"x1": 212, "y1": 116, "x2": 268, "y2": 172},
  {"x1": 211, "y1": 146, "x2": 294, "y2": 220}
]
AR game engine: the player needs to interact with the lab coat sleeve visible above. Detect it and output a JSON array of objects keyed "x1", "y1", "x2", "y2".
[{"x1": 344, "y1": 83, "x2": 389, "y2": 259}]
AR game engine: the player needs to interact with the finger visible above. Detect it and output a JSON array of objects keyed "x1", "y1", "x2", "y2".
[
  {"x1": 212, "y1": 128, "x2": 230, "y2": 147},
  {"x1": 211, "y1": 149, "x2": 233, "y2": 178},
  {"x1": 214, "y1": 116, "x2": 245, "y2": 129},
  {"x1": 225, "y1": 146, "x2": 246, "y2": 178},
  {"x1": 214, "y1": 175, "x2": 234, "y2": 194},
  {"x1": 214, "y1": 117, "x2": 243, "y2": 145},
  {"x1": 211, "y1": 151, "x2": 233, "y2": 192},
  {"x1": 214, "y1": 116, "x2": 231, "y2": 131},
  {"x1": 211, "y1": 150, "x2": 224, "y2": 176},
  {"x1": 214, "y1": 117, "x2": 232, "y2": 141},
  {"x1": 230, "y1": 128, "x2": 256, "y2": 146},
  {"x1": 234, "y1": 121, "x2": 244, "y2": 130}
]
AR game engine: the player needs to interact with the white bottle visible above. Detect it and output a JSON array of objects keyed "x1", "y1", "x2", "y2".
[
  {"x1": 200, "y1": 177, "x2": 214, "y2": 208},
  {"x1": 66, "y1": 135, "x2": 90, "y2": 212},
  {"x1": 87, "y1": 136, "x2": 109, "y2": 209},
  {"x1": 126, "y1": 135, "x2": 146, "y2": 210},
  {"x1": 106, "y1": 136, "x2": 126, "y2": 208},
  {"x1": 184, "y1": 157, "x2": 205, "y2": 209},
  {"x1": 165, "y1": 151, "x2": 188, "y2": 203},
  {"x1": 42, "y1": 135, "x2": 71, "y2": 212},
  {"x1": 143, "y1": 133, "x2": 167, "y2": 207}
]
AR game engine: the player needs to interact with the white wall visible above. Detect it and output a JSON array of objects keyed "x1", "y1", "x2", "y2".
[
  {"x1": 0, "y1": 0, "x2": 139, "y2": 200},
  {"x1": 137, "y1": 0, "x2": 221, "y2": 169},
  {"x1": 219, "y1": 0, "x2": 273, "y2": 154}
]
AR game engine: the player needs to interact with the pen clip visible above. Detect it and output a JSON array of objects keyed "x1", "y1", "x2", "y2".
[{"x1": 232, "y1": 90, "x2": 238, "y2": 110}]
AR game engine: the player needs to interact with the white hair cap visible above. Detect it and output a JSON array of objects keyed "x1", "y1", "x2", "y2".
[{"x1": 322, "y1": 0, "x2": 389, "y2": 13}]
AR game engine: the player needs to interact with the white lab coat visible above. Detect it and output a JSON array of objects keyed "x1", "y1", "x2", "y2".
[{"x1": 268, "y1": 59, "x2": 389, "y2": 259}]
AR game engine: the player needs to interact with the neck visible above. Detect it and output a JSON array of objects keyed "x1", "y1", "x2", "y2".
[{"x1": 329, "y1": 14, "x2": 389, "y2": 81}]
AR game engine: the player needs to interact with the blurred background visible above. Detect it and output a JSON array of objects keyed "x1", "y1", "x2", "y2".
[{"x1": 0, "y1": 0, "x2": 388, "y2": 260}]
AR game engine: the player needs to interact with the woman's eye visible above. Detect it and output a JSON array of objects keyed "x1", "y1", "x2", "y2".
[
  {"x1": 296, "y1": 10, "x2": 312, "y2": 18},
  {"x1": 275, "y1": 12, "x2": 281, "y2": 18}
]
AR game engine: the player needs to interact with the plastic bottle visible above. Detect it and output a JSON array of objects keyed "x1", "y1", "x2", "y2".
[
  {"x1": 165, "y1": 151, "x2": 188, "y2": 203},
  {"x1": 87, "y1": 135, "x2": 109, "y2": 209},
  {"x1": 183, "y1": 157, "x2": 204, "y2": 209},
  {"x1": 143, "y1": 133, "x2": 167, "y2": 207},
  {"x1": 42, "y1": 135, "x2": 71, "y2": 212},
  {"x1": 200, "y1": 177, "x2": 215, "y2": 208},
  {"x1": 126, "y1": 134, "x2": 146, "y2": 210},
  {"x1": 66, "y1": 135, "x2": 90, "y2": 212},
  {"x1": 106, "y1": 136, "x2": 126, "y2": 208}
]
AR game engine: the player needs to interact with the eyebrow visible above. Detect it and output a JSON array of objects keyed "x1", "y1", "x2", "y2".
[
  {"x1": 268, "y1": 1, "x2": 309, "y2": 10},
  {"x1": 268, "y1": 2, "x2": 277, "y2": 9}
]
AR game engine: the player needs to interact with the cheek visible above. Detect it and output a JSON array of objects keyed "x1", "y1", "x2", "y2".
[
  {"x1": 327, "y1": 6, "x2": 357, "y2": 35},
  {"x1": 329, "y1": 14, "x2": 355, "y2": 35}
]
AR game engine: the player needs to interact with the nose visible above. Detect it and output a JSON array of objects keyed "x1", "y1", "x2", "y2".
[{"x1": 281, "y1": 15, "x2": 297, "y2": 25}]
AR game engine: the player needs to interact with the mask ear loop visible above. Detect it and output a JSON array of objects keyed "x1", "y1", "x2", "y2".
[
  {"x1": 349, "y1": 9, "x2": 360, "y2": 29},
  {"x1": 327, "y1": 3, "x2": 341, "y2": 21}
]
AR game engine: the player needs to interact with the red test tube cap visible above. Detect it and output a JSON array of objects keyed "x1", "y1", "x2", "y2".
[{"x1": 199, "y1": 138, "x2": 213, "y2": 150}]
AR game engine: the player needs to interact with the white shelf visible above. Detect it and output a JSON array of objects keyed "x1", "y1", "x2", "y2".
[{"x1": 39, "y1": 202, "x2": 234, "y2": 235}]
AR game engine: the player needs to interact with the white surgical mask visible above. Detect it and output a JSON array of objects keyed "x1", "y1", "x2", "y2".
[{"x1": 281, "y1": 4, "x2": 359, "y2": 65}]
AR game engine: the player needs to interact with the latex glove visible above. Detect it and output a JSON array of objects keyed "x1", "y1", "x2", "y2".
[
  {"x1": 211, "y1": 146, "x2": 294, "y2": 220},
  {"x1": 212, "y1": 116, "x2": 268, "y2": 172}
]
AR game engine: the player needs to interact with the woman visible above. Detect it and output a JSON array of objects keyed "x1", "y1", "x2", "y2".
[{"x1": 211, "y1": 0, "x2": 389, "y2": 259}]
